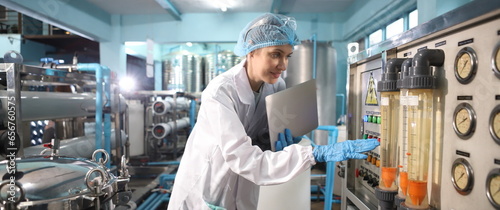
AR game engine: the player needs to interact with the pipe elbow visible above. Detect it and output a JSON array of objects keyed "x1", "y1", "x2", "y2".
[{"x1": 412, "y1": 49, "x2": 445, "y2": 68}]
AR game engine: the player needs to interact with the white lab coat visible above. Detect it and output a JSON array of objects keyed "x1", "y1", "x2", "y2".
[{"x1": 167, "y1": 59, "x2": 316, "y2": 210}]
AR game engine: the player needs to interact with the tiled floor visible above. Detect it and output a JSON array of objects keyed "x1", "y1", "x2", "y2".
[{"x1": 311, "y1": 201, "x2": 341, "y2": 210}]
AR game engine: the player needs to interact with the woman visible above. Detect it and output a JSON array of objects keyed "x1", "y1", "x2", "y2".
[{"x1": 167, "y1": 13, "x2": 379, "y2": 210}]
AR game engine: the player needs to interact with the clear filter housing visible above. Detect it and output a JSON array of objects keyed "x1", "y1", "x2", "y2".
[
  {"x1": 405, "y1": 89, "x2": 433, "y2": 209},
  {"x1": 398, "y1": 88, "x2": 409, "y2": 198},
  {"x1": 379, "y1": 91, "x2": 400, "y2": 191}
]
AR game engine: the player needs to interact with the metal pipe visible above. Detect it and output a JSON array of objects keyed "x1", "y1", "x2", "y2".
[
  {"x1": 23, "y1": 129, "x2": 126, "y2": 159},
  {"x1": 190, "y1": 99, "x2": 196, "y2": 130},
  {"x1": 0, "y1": 91, "x2": 96, "y2": 122},
  {"x1": 73, "y1": 63, "x2": 111, "y2": 166}
]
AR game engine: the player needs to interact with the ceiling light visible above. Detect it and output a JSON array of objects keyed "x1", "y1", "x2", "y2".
[{"x1": 220, "y1": 6, "x2": 227, "y2": 12}]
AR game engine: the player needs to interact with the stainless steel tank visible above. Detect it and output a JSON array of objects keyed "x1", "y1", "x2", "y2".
[
  {"x1": 0, "y1": 151, "x2": 130, "y2": 209},
  {"x1": 162, "y1": 50, "x2": 202, "y2": 93},
  {"x1": 284, "y1": 41, "x2": 337, "y2": 145},
  {"x1": 204, "y1": 50, "x2": 241, "y2": 85}
]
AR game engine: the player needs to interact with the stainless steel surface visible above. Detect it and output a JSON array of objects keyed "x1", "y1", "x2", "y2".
[
  {"x1": 0, "y1": 155, "x2": 119, "y2": 209},
  {"x1": 23, "y1": 129, "x2": 126, "y2": 159},
  {"x1": 162, "y1": 51, "x2": 202, "y2": 93},
  {"x1": 285, "y1": 41, "x2": 337, "y2": 145},
  {"x1": 204, "y1": 50, "x2": 242, "y2": 85}
]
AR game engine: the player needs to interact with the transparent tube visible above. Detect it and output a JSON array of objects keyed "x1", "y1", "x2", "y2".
[
  {"x1": 398, "y1": 88, "x2": 409, "y2": 198},
  {"x1": 405, "y1": 89, "x2": 433, "y2": 209},
  {"x1": 379, "y1": 91, "x2": 400, "y2": 191}
]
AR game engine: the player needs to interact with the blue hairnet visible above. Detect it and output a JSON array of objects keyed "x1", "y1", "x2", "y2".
[{"x1": 234, "y1": 13, "x2": 300, "y2": 57}]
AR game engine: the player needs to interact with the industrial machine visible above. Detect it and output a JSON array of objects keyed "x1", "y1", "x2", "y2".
[
  {"x1": 0, "y1": 54, "x2": 131, "y2": 209},
  {"x1": 342, "y1": 1, "x2": 500, "y2": 209}
]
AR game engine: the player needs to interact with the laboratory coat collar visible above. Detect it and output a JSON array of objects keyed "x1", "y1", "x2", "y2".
[{"x1": 234, "y1": 59, "x2": 254, "y2": 105}]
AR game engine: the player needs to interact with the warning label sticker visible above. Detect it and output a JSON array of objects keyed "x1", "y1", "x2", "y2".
[{"x1": 365, "y1": 73, "x2": 378, "y2": 106}]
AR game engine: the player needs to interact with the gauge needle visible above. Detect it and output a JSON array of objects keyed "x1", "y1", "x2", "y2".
[
  {"x1": 457, "y1": 172, "x2": 464, "y2": 181},
  {"x1": 460, "y1": 60, "x2": 469, "y2": 74},
  {"x1": 494, "y1": 187, "x2": 500, "y2": 196},
  {"x1": 458, "y1": 117, "x2": 468, "y2": 125}
]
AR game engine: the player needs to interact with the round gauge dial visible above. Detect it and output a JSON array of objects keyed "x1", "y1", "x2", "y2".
[
  {"x1": 486, "y1": 169, "x2": 500, "y2": 208},
  {"x1": 453, "y1": 103, "x2": 476, "y2": 139},
  {"x1": 454, "y1": 47, "x2": 478, "y2": 84},
  {"x1": 490, "y1": 105, "x2": 500, "y2": 145},
  {"x1": 492, "y1": 43, "x2": 500, "y2": 78},
  {"x1": 451, "y1": 158, "x2": 474, "y2": 195}
]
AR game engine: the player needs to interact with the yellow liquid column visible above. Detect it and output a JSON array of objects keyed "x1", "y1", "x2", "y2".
[
  {"x1": 376, "y1": 58, "x2": 405, "y2": 210},
  {"x1": 401, "y1": 49, "x2": 444, "y2": 210}
]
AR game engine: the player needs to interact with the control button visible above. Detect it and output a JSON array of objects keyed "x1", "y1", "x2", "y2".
[{"x1": 366, "y1": 175, "x2": 373, "y2": 184}]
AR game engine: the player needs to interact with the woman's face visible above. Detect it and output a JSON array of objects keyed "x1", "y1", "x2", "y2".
[{"x1": 247, "y1": 44, "x2": 293, "y2": 90}]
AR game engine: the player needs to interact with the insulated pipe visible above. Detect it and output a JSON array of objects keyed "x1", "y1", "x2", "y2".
[
  {"x1": 151, "y1": 117, "x2": 190, "y2": 139},
  {"x1": 22, "y1": 129, "x2": 126, "y2": 159}
]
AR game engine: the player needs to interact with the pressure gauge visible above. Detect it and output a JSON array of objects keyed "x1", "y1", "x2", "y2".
[
  {"x1": 490, "y1": 105, "x2": 500, "y2": 145},
  {"x1": 454, "y1": 47, "x2": 478, "y2": 84},
  {"x1": 451, "y1": 158, "x2": 474, "y2": 195},
  {"x1": 453, "y1": 103, "x2": 476, "y2": 139},
  {"x1": 486, "y1": 169, "x2": 500, "y2": 209},
  {"x1": 492, "y1": 43, "x2": 500, "y2": 78}
]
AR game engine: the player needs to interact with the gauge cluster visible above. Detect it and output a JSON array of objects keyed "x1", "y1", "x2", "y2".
[{"x1": 396, "y1": 17, "x2": 500, "y2": 209}]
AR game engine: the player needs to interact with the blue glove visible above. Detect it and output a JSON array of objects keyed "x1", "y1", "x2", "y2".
[
  {"x1": 275, "y1": 128, "x2": 303, "y2": 151},
  {"x1": 312, "y1": 139, "x2": 379, "y2": 162}
]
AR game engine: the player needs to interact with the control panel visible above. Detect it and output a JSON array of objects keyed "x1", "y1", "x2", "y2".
[{"x1": 343, "y1": 3, "x2": 500, "y2": 210}]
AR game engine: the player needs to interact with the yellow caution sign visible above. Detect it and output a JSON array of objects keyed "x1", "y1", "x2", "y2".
[{"x1": 365, "y1": 74, "x2": 378, "y2": 106}]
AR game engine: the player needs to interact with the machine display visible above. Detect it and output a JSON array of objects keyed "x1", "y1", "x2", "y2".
[
  {"x1": 451, "y1": 158, "x2": 474, "y2": 195},
  {"x1": 490, "y1": 105, "x2": 500, "y2": 145},
  {"x1": 492, "y1": 43, "x2": 500, "y2": 77},
  {"x1": 454, "y1": 47, "x2": 478, "y2": 84},
  {"x1": 486, "y1": 168, "x2": 500, "y2": 208},
  {"x1": 452, "y1": 103, "x2": 477, "y2": 139}
]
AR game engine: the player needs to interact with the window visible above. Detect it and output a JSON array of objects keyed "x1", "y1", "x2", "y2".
[
  {"x1": 369, "y1": 29, "x2": 382, "y2": 47},
  {"x1": 386, "y1": 18, "x2": 404, "y2": 39},
  {"x1": 409, "y1": 9, "x2": 418, "y2": 29},
  {"x1": 0, "y1": 6, "x2": 6, "y2": 20}
]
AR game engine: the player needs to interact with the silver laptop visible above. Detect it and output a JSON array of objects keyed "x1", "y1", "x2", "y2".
[{"x1": 266, "y1": 79, "x2": 318, "y2": 151}]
